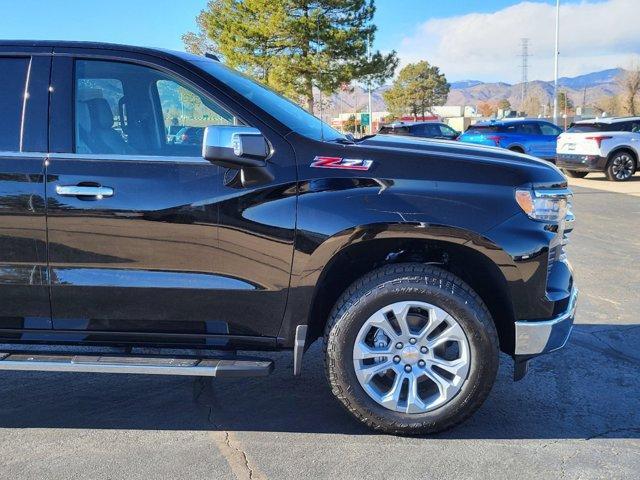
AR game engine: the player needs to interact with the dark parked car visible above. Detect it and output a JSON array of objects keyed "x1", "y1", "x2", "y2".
[
  {"x1": 378, "y1": 121, "x2": 460, "y2": 140},
  {"x1": 457, "y1": 118, "x2": 563, "y2": 161},
  {"x1": 0, "y1": 41, "x2": 576, "y2": 435}
]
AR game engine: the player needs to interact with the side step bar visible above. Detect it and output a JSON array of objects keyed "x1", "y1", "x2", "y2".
[{"x1": 0, "y1": 352, "x2": 274, "y2": 378}]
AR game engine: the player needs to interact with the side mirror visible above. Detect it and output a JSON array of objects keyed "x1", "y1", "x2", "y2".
[{"x1": 202, "y1": 125, "x2": 269, "y2": 169}]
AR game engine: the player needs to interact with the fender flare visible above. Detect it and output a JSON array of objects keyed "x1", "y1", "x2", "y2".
[{"x1": 279, "y1": 221, "x2": 525, "y2": 348}]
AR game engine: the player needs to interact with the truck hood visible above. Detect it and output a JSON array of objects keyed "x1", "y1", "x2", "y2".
[{"x1": 356, "y1": 134, "x2": 566, "y2": 185}]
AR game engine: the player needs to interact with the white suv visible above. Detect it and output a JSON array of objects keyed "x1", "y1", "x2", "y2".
[{"x1": 556, "y1": 117, "x2": 640, "y2": 181}]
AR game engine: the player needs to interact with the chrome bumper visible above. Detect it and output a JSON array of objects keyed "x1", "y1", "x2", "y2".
[{"x1": 514, "y1": 288, "x2": 578, "y2": 356}]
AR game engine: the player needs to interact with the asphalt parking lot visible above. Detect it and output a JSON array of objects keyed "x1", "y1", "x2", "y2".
[{"x1": 0, "y1": 175, "x2": 638, "y2": 480}]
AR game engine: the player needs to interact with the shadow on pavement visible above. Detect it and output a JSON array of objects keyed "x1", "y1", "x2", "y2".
[{"x1": 0, "y1": 324, "x2": 637, "y2": 440}]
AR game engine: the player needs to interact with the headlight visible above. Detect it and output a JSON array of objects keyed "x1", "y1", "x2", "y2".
[{"x1": 515, "y1": 188, "x2": 570, "y2": 222}]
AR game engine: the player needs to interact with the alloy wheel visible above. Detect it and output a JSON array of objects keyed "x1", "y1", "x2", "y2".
[
  {"x1": 612, "y1": 154, "x2": 635, "y2": 180},
  {"x1": 352, "y1": 301, "x2": 471, "y2": 414}
]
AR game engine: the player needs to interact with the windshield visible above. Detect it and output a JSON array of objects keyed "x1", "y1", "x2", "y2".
[{"x1": 191, "y1": 59, "x2": 345, "y2": 142}]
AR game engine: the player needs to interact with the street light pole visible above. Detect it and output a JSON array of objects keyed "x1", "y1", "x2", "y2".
[
  {"x1": 552, "y1": 0, "x2": 560, "y2": 124},
  {"x1": 367, "y1": 34, "x2": 373, "y2": 135}
]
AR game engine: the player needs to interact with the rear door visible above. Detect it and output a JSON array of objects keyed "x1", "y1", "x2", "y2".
[{"x1": 0, "y1": 47, "x2": 52, "y2": 334}]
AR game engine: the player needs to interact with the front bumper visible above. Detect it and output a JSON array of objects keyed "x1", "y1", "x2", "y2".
[
  {"x1": 514, "y1": 288, "x2": 578, "y2": 356},
  {"x1": 556, "y1": 153, "x2": 608, "y2": 172}
]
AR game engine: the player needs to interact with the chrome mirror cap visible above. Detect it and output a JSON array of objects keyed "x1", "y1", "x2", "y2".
[{"x1": 202, "y1": 125, "x2": 268, "y2": 168}]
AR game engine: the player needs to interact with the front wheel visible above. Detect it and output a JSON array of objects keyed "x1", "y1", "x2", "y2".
[
  {"x1": 324, "y1": 263, "x2": 499, "y2": 435},
  {"x1": 563, "y1": 169, "x2": 589, "y2": 178},
  {"x1": 606, "y1": 152, "x2": 636, "y2": 181}
]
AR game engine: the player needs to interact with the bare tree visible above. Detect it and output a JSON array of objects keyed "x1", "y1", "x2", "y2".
[
  {"x1": 522, "y1": 94, "x2": 542, "y2": 117},
  {"x1": 618, "y1": 60, "x2": 640, "y2": 116},
  {"x1": 594, "y1": 95, "x2": 623, "y2": 117}
]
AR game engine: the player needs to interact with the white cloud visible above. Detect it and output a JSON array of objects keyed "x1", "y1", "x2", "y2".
[{"x1": 397, "y1": 0, "x2": 640, "y2": 83}]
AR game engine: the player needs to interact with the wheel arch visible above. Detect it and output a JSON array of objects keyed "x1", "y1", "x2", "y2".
[
  {"x1": 507, "y1": 144, "x2": 525, "y2": 153},
  {"x1": 287, "y1": 223, "x2": 519, "y2": 355},
  {"x1": 607, "y1": 145, "x2": 638, "y2": 165}
]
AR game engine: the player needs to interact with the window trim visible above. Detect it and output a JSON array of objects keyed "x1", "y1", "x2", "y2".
[{"x1": 47, "y1": 152, "x2": 210, "y2": 164}]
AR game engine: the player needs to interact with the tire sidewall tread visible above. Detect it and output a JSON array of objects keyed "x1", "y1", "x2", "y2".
[{"x1": 323, "y1": 263, "x2": 499, "y2": 435}]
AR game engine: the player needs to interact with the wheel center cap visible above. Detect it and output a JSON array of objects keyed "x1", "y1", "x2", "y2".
[{"x1": 401, "y1": 346, "x2": 421, "y2": 364}]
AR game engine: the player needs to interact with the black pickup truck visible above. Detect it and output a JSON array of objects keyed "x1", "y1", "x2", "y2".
[{"x1": 0, "y1": 41, "x2": 577, "y2": 435}]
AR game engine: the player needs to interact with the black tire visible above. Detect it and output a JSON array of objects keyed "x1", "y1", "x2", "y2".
[
  {"x1": 562, "y1": 169, "x2": 589, "y2": 178},
  {"x1": 605, "y1": 151, "x2": 637, "y2": 181},
  {"x1": 509, "y1": 147, "x2": 524, "y2": 154},
  {"x1": 324, "y1": 263, "x2": 499, "y2": 435}
]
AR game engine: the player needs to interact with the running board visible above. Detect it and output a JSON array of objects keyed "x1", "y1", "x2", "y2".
[{"x1": 0, "y1": 352, "x2": 274, "y2": 378}]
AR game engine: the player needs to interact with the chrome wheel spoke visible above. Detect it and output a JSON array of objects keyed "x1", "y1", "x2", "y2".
[
  {"x1": 356, "y1": 359, "x2": 394, "y2": 384},
  {"x1": 389, "y1": 302, "x2": 412, "y2": 337},
  {"x1": 380, "y1": 370, "x2": 405, "y2": 410},
  {"x1": 423, "y1": 367, "x2": 457, "y2": 403},
  {"x1": 366, "y1": 310, "x2": 399, "y2": 341},
  {"x1": 429, "y1": 356, "x2": 469, "y2": 382},
  {"x1": 353, "y1": 341, "x2": 393, "y2": 361},
  {"x1": 417, "y1": 307, "x2": 449, "y2": 341},
  {"x1": 427, "y1": 321, "x2": 466, "y2": 349},
  {"x1": 405, "y1": 373, "x2": 427, "y2": 413}
]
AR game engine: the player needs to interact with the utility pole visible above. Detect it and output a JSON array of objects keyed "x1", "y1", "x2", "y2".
[
  {"x1": 520, "y1": 38, "x2": 530, "y2": 111},
  {"x1": 367, "y1": 34, "x2": 373, "y2": 134},
  {"x1": 553, "y1": 0, "x2": 560, "y2": 124}
]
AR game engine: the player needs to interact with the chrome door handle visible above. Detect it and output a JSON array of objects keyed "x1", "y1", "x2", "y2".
[{"x1": 56, "y1": 185, "x2": 114, "y2": 198}]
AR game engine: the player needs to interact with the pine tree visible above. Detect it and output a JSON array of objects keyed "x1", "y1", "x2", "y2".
[
  {"x1": 184, "y1": 0, "x2": 397, "y2": 114},
  {"x1": 383, "y1": 61, "x2": 449, "y2": 119}
]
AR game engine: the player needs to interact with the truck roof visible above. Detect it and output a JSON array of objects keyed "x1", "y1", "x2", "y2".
[
  {"x1": 0, "y1": 39, "x2": 202, "y2": 64},
  {"x1": 574, "y1": 116, "x2": 640, "y2": 124},
  {"x1": 474, "y1": 118, "x2": 550, "y2": 126}
]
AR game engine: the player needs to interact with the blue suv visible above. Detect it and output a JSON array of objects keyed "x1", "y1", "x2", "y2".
[{"x1": 457, "y1": 119, "x2": 563, "y2": 161}]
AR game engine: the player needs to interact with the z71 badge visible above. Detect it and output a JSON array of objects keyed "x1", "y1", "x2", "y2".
[{"x1": 310, "y1": 156, "x2": 373, "y2": 171}]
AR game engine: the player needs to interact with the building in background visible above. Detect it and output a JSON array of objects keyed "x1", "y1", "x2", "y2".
[{"x1": 330, "y1": 105, "x2": 481, "y2": 135}]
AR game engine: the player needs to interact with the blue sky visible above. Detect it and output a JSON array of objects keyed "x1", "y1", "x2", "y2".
[{"x1": 2, "y1": 0, "x2": 637, "y2": 83}]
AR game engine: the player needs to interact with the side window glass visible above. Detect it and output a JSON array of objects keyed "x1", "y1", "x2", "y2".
[
  {"x1": 517, "y1": 123, "x2": 541, "y2": 135},
  {"x1": 0, "y1": 57, "x2": 30, "y2": 151},
  {"x1": 424, "y1": 124, "x2": 440, "y2": 136},
  {"x1": 618, "y1": 122, "x2": 632, "y2": 132},
  {"x1": 75, "y1": 75, "x2": 126, "y2": 154},
  {"x1": 540, "y1": 123, "x2": 561, "y2": 136},
  {"x1": 631, "y1": 122, "x2": 640, "y2": 133},
  {"x1": 74, "y1": 59, "x2": 238, "y2": 157},
  {"x1": 439, "y1": 124, "x2": 455, "y2": 136},
  {"x1": 157, "y1": 79, "x2": 234, "y2": 155},
  {"x1": 409, "y1": 125, "x2": 424, "y2": 136}
]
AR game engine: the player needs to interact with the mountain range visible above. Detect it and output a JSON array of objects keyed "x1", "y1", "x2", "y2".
[
  {"x1": 446, "y1": 68, "x2": 625, "y2": 109},
  {"x1": 317, "y1": 68, "x2": 626, "y2": 118}
]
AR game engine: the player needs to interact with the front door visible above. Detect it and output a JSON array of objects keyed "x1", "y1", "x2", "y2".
[
  {"x1": 539, "y1": 122, "x2": 563, "y2": 159},
  {"x1": 0, "y1": 49, "x2": 51, "y2": 334},
  {"x1": 46, "y1": 52, "x2": 294, "y2": 345}
]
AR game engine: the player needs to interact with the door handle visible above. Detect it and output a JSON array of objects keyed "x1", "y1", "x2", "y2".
[{"x1": 56, "y1": 185, "x2": 114, "y2": 198}]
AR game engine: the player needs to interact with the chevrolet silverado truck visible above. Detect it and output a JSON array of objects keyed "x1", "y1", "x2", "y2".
[{"x1": 0, "y1": 41, "x2": 577, "y2": 435}]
